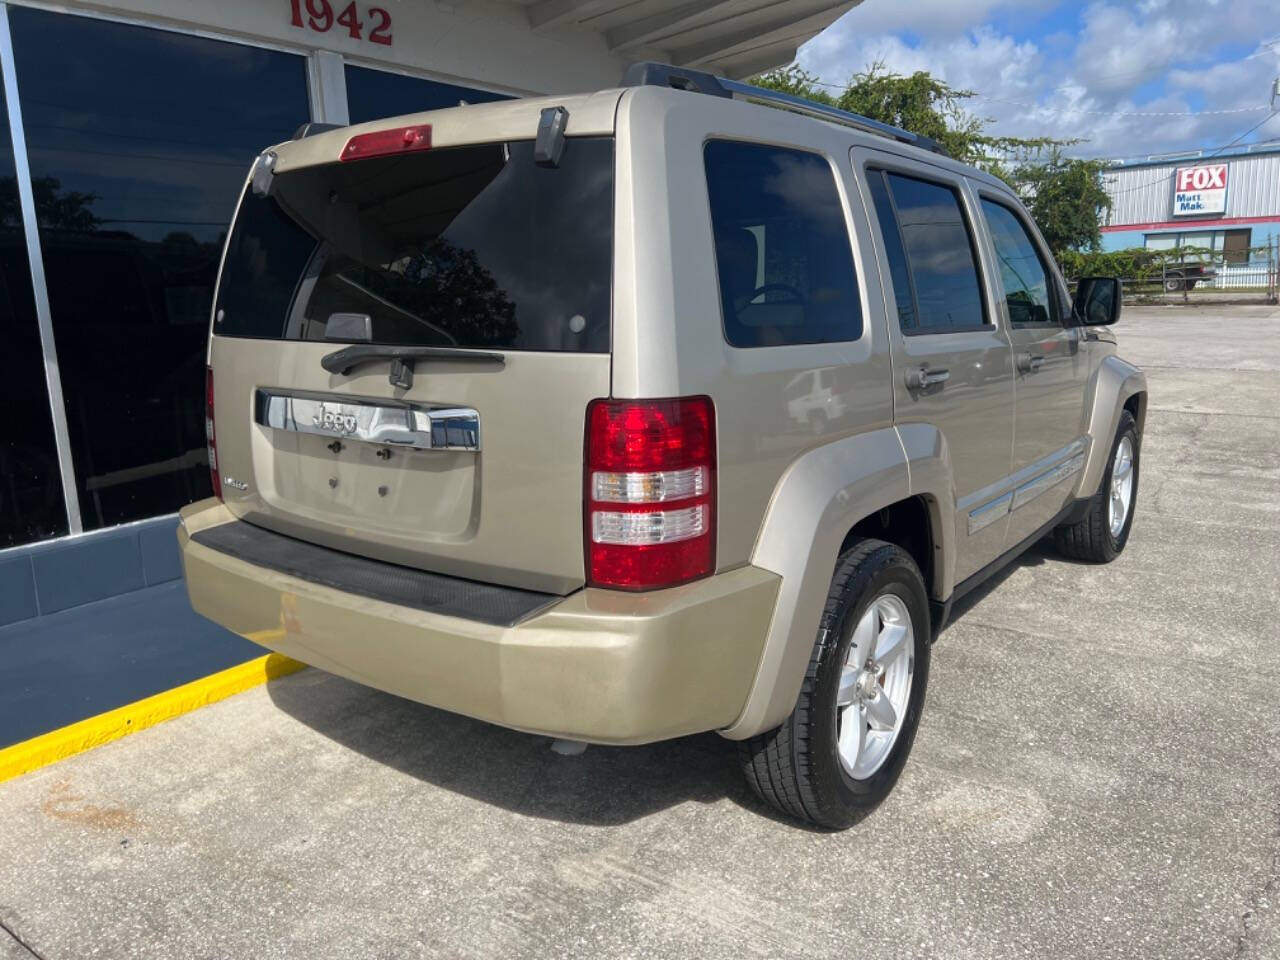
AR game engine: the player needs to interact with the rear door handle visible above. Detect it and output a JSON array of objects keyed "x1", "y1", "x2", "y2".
[
  {"x1": 904, "y1": 365, "x2": 950, "y2": 390},
  {"x1": 1016, "y1": 352, "x2": 1046, "y2": 373}
]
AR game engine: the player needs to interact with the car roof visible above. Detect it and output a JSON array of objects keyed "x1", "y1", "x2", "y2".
[{"x1": 270, "y1": 83, "x2": 1013, "y2": 200}]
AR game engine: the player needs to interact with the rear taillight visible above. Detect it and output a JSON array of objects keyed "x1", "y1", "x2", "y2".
[
  {"x1": 206, "y1": 366, "x2": 221, "y2": 501},
  {"x1": 340, "y1": 124, "x2": 432, "y2": 162},
  {"x1": 585, "y1": 397, "x2": 715, "y2": 591}
]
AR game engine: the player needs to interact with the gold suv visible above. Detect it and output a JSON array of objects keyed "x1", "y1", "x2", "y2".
[{"x1": 181, "y1": 64, "x2": 1146, "y2": 828}]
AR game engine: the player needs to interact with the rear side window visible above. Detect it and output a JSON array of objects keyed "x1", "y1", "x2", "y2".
[
  {"x1": 980, "y1": 198, "x2": 1060, "y2": 327},
  {"x1": 868, "y1": 169, "x2": 988, "y2": 334},
  {"x1": 705, "y1": 140, "x2": 861, "y2": 348},
  {"x1": 214, "y1": 138, "x2": 613, "y2": 352}
]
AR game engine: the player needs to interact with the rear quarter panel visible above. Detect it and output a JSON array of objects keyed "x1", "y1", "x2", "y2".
[{"x1": 611, "y1": 87, "x2": 896, "y2": 571}]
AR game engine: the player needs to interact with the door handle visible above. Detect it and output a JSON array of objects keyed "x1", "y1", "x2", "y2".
[
  {"x1": 1016, "y1": 352, "x2": 1046, "y2": 374},
  {"x1": 904, "y1": 365, "x2": 950, "y2": 390}
]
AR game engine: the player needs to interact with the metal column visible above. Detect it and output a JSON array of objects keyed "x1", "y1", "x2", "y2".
[{"x1": 0, "y1": 1, "x2": 82, "y2": 533}]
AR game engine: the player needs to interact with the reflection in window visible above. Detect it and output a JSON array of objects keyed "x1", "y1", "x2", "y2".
[
  {"x1": 705, "y1": 141, "x2": 861, "y2": 347},
  {"x1": 0, "y1": 79, "x2": 68, "y2": 546},
  {"x1": 344, "y1": 65, "x2": 510, "y2": 125},
  {"x1": 880, "y1": 172, "x2": 986, "y2": 333},
  {"x1": 216, "y1": 139, "x2": 613, "y2": 353},
  {"x1": 866, "y1": 170, "x2": 916, "y2": 331},
  {"x1": 980, "y1": 199, "x2": 1057, "y2": 327},
  {"x1": 10, "y1": 7, "x2": 310, "y2": 530}
]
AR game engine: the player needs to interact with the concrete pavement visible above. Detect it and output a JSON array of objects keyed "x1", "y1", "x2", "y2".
[{"x1": 0, "y1": 304, "x2": 1277, "y2": 959}]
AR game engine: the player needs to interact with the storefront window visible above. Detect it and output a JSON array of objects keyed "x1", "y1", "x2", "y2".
[
  {"x1": 9, "y1": 7, "x2": 310, "y2": 530},
  {"x1": 0, "y1": 79, "x2": 68, "y2": 547},
  {"x1": 1144, "y1": 228, "x2": 1253, "y2": 263},
  {"x1": 344, "y1": 65, "x2": 509, "y2": 125}
]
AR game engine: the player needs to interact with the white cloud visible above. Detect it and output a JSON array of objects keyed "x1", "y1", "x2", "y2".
[{"x1": 795, "y1": 0, "x2": 1280, "y2": 159}]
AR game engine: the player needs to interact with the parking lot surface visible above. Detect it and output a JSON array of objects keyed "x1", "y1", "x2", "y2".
[{"x1": 1, "y1": 305, "x2": 1277, "y2": 960}]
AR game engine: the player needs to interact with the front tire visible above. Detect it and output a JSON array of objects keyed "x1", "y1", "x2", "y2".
[
  {"x1": 738, "y1": 539, "x2": 931, "y2": 829},
  {"x1": 1054, "y1": 410, "x2": 1139, "y2": 563}
]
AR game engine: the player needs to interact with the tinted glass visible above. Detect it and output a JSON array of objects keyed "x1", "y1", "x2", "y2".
[
  {"x1": 216, "y1": 139, "x2": 613, "y2": 352},
  {"x1": 865, "y1": 170, "x2": 916, "y2": 331},
  {"x1": 345, "y1": 65, "x2": 509, "y2": 125},
  {"x1": 884, "y1": 173, "x2": 987, "y2": 333},
  {"x1": 981, "y1": 199, "x2": 1058, "y2": 327},
  {"x1": 705, "y1": 141, "x2": 861, "y2": 347},
  {"x1": 11, "y1": 7, "x2": 309, "y2": 531},
  {"x1": 0, "y1": 82, "x2": 68, "y2": 546}
]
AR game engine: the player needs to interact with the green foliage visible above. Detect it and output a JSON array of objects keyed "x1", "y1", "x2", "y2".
[
  {"x1": 1056, "y1": 243, "x2": 1268, "y2": 281},
  {"x1": 1057, "y1": 248, "x2": 1163, "y2": 281},
  {"x1": 751, "y1": 65, "x2": 835, "y2": 105},
  {"x1": 753, "y1": 62, "x2": 1061, "y2": 168},
  {"x1": 1005, "y1": 150, "x2": 1112, "y2": 257}
]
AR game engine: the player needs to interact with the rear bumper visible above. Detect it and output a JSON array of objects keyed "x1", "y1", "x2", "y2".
[{"x1": 178, "y1": 500, "x2": 779, "y2": 745}]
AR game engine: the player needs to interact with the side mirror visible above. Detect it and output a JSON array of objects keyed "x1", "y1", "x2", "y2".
[{"x1": 1073, "y1": 276, "x2": 1122, "y2": 326}]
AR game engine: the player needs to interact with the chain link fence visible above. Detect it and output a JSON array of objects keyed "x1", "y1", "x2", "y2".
[{"x1": 1066, "y1": 239, "x2": 1280, "y2": 306}]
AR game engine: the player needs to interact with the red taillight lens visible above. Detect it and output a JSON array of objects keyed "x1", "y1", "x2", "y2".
[
  {"x1": 206, "y1": 366, "x2": 221, "y2": 501},
  {"x1": 585, "y1": 397, "x2": 715, "y2": 591},
  {"x1": 340, "y1": 124, "x2": 432, "y2": 162}
]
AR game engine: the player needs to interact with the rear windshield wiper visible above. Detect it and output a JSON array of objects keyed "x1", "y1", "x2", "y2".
[{"x1": 321, "y1": 345, "x2": 505, "y2": 390}]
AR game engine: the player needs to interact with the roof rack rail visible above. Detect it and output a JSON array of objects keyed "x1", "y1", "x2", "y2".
[{"x1": 620, "y1": 61, "x2": 948, "y2": 158}]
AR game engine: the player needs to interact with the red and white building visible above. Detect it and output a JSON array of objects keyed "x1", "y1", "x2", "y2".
[{"x1": 1100, "y1": 142, "x2": 1280, "y2": 265}]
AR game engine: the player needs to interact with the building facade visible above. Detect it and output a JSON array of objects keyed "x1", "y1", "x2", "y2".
[
  {"x1": 1100, "y1": 142, "x2": 1280, "y2": 269},
  {"x1": 0, "y1": 0, "x2": 854, "y2": 744}
]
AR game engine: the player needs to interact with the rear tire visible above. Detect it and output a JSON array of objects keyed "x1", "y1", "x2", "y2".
[
  {"x1": 1054, "y1": 410, "x2": 1139, "y2": 563},
  {"x1": 738, "y1": 539, "x2": 931, "y2": 829}
]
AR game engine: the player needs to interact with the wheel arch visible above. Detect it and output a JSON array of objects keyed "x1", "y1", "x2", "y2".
[
  {"x1": 1080, "y1": 355, "x2": 1148, "y2": 498},
  {"x1": 721, "y1": 425, "x2": 953, "y2": 740}
]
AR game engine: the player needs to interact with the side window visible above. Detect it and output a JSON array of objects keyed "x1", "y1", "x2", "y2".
[
  {"x1": 705, "y1": 141, "x2": 862, "y2": 347},
  {"x1": 980, "y1": 199, "x2": 1060, "y2": 327},
  {"x1": 870, "y1": 169, "x2": 988, "y2": 334},
  {"x1": 865, "y1": 170, "x2": 915, "y2": 331}
]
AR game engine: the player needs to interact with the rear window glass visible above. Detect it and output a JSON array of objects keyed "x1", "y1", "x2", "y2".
[
  {"x1": 214, "y1": 138, "x2": 613, "y2": 352},
  {"x1": 705, "y1": 140, "x2": 862, "y2": 348}
]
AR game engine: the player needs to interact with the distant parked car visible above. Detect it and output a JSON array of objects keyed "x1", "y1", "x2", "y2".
[{"x1": 1159, "y1": 261, "x2": 1216, "y2": 292}]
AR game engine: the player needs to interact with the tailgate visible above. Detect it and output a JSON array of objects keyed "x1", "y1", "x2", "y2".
[{"x1": 207, "y1": 133, "x2": 614, "y2": 595}]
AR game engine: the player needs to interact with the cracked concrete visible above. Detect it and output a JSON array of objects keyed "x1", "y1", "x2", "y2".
[{"x1": 0, "y1": 305, "x2": 1276, "y2": 959}]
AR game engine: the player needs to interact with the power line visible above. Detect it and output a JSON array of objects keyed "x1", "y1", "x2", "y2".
[
  {"x1": 1101, "y1": 111, "x2": 1280, "y2": 198},
  {"x1": 971, "y1": 94, "x2": 1268, "y2": 118}
]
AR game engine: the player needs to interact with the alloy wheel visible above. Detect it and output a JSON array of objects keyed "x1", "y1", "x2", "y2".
[
  {"x1": 1108, "y1": 435, "x2": 1135, "y2": 538},
  {"x1": 836, "y1": 594, "x2": 915, "y2": 779}
]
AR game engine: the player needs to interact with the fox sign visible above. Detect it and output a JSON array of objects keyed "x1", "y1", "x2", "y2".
[{"x1": 1173, "y1": 163, "x2": 1228, "y2": 217}]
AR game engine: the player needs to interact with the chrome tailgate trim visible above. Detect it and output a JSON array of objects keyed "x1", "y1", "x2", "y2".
[{"x1": 254, "y1": 389, "x2": 479, "y2": 451}]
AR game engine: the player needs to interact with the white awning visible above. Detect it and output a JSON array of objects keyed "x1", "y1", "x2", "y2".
[{"x1": 509, "y1": 0, "x2": 859, "y2": 79}]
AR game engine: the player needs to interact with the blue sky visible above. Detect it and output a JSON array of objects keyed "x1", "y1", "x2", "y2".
[{"x1": 797, "y1": 0, "x2": 1280, "y2": 159}]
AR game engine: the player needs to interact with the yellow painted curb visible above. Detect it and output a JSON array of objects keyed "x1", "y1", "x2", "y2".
[{"x1": 0, "y1": 652, "x2": 306, "y2": 785}]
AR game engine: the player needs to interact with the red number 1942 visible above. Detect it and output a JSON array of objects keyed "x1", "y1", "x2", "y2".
[{"x1": 290, "y1": 0, "x2": 393, "y2": 45}]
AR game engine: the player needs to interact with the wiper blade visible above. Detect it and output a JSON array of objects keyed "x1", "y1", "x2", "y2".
[{"x1": 321, "y1": 345, "x2": 505, "y2": 390}]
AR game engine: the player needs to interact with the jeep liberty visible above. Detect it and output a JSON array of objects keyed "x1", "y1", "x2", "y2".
[{"x1": 180, "y1": 63, "x2": 1146, "y2": 829}]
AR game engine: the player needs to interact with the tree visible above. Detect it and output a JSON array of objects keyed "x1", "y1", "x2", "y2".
[
  {"x1": 1005, "y1": 150, "x2": 1112, "y2": 256},
  {"x1": 750, "y1": 64, "x2": 1110, "y2": 256},
  {"x1": 753, "y1": 62, "x2": 1060, "y2": 167},
  {"x1": 0, "y1": 175, "x2": 100, "y2": 231}
]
